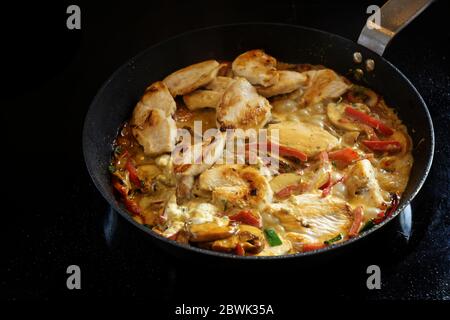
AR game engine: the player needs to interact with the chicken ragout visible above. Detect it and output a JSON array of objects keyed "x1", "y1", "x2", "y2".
[{"x1": 109, "y1": 50, "x2": 413, "y2": 256}]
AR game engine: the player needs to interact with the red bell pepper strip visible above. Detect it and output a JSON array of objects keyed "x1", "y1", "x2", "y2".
[
  {"x1": 345, "y1": 107, "x2": 394, "y2": 136},
  {"x1": 320, "y1": 176, "x2": 345, "y2": 198},
  {"x1": 318, "y1": 150, "x2": 329, "y2": 162},
  {"x1": 168, "y1": 233, "x2": 178, "y2": 241},
  {"x1": 319, "y1": 172, "x2": 332, "y2": 190},
  {"x1": 373, "y1": 211, "x2": 386, "y2": 224},
  {"x1": 247, "y1": 141, "x2": 308, "y2": 162},
  {"x1": 119, "y1": 149, "x2": 130, "y2": 159},
  {"x1": 113, "y1": 180, "x2": 142, "y2": 215},
  {"x1": 275, "y1": 184, "x2": 304, "y2": 199},
  {"x1": 302, "y1": 243, "x2": 326, "y2": 252},
  {"x1": 362, "y1": 140, "x2": 402, "y2": 152},
  {"x1": 125, "y1": 160, "x2": 142, "y2": 187},
  {"x1": 229, "y1": 210, "x2": 261, "y2": 228},
  {"x1": 328, "y1": 148, "x2": 359, "y2": 163},
  {"x1": 349, "y1": 206, "x2": 364, "y2": 237},
  {"x1": 346, "y1": 87, "x2": 379, "y2": 107},
  {"x1": 361, "y1": 124, "x2": 379, "y2": 141},
  {"x1": 235, "y1": 243, "x2": 245, "y2": 256},
  {"x1": 124, "y1": 199, "x2": 142, "y2": 216},
  {"x1": 385, "y1": 193, "x2": 400, "y2": 218},
  {"x1": 262, "y1": 141, "x2": 308, "y2": 162},
  {"x1": 278, "y1": 144, "x2": 308, "y2": 162},
  {"x1": 113, "y1": 180, "x2": 128, "y2": 198}
]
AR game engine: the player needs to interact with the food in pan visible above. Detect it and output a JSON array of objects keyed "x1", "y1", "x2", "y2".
[{"x1": 109, "y1": 49, "x2": 413, "y2": 256}]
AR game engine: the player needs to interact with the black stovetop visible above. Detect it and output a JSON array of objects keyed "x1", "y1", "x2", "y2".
[{"x1": 2, "y1": 0, "x2": 449, "y2": 306}]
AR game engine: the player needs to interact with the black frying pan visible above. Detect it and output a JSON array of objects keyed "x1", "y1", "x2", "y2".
[{"x1": 83, "y1": 17, "x2": 434, "y2": 261}]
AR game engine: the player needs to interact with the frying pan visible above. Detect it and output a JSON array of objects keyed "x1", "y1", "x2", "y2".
[{"x1": 83, "y1": 0, "x2": 434, "y2": 262}]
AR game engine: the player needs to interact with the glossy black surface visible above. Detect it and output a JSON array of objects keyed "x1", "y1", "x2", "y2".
[{"x1": 1, "y1": 0, "x2": 449, "y2": 305}]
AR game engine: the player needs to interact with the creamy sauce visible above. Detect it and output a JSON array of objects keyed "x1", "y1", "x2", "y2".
[{"x1": 110, "y1": 56, "x2": 413, "y2": 256}]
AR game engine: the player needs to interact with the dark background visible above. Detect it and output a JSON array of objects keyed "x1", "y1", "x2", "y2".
[{"x1": 1, "y1": 0, "x2": 449, "y2": 309}]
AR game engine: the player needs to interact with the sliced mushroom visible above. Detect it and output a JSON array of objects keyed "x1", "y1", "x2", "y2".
[
  {"x1": 237, "y1": 224, "x2": 265, "y2": 254},
  {"x1": 189, "y1": 222, "x2": 238, "y2": 242},
  {"x1": 327, "y1": 102, "x2": 369, "y2": 131},
  {"x1": 269, "y1": 173, "x2": 303, "y2": 194},
  {"x1": 210, "y1": 224, "x2": 265, "y2": 254}
]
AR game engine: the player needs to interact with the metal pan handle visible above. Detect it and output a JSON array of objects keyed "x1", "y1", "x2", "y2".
[{"x1": 358, "y1": 0, "x2": 434, "y2": 56}]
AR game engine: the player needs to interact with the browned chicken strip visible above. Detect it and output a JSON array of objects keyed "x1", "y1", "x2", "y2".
[
  {"x1": 257, "y1": 71, "x2": 307, "y2": 97},
  {"x1": 163, "y1": 60, "x2": 220, "y2": 96},
  {"x1": 216, "y1": 77, "x2": 272, "y2": 130},
  {"x1": 232, "y1": 49, "x2": 279, "y2": 87},
  {"x1": 301, "y1": 69, "x2": 349, "y2": 106}
]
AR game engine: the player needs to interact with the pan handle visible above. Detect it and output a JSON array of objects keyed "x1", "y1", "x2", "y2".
[{"x1": 357, "y1": 0, "x2": 434, "y2": 56}]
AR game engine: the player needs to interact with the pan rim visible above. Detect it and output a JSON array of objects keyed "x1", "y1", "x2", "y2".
[{"x1": 82, "y1": 22, "x2": 435, "y2": 260}]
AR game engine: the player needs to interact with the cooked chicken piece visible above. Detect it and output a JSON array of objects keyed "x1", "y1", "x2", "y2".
[
  {"x1": 131, "y1": 81, "x2": 176, "y2": 124},
  {"x1": 216, "y1": 77, "x2": 272, "y2": 130},
  {"x1": 199, "y1": 165, "x2": 273, "y2": 209},
  {"x1": 267, "y1": 193, "x2": 352, "y2": 243},
  {"x1": 301, "y1": 69, "x2": 349, "y2": 106},
  {"x1": 129, "y1": 81, "x2": 178, "y2": 156},
  {"x1": 268, "y1": 121, "x2": 339, "y2": 157},
  {"x1": 176, "y1": 175, "x2": 195, "y2": 200},
  {"x1": 257, "y1": 71, "x2": 307, "y2": 97},
  {"x1": 131, "y1": 108, "x2": 177, "y2": 156},
  {"x1": 189, "y1": 222, "x2": 238, "y2": 242},
  {"x1": 376, "y1": 153, "x2": 413, "y2": 194},
  {"x1": 183, "y1": 90, "x2": 223, "y2": 110},
  {"x1": 163, "y1": 60, "x2": 220, "y2": 96},
  {"x1": 173, "y1": 132, "x2": 226, "y2": 200},
  {"x1": 232, "y1": 49, "x2": 279, "y2": 87},
  {"x1": 345, "y1": 159, "x2": 388, "y2": 208},
  {"x1": 183, "y1": 77, "x2": 236, "y2": 110},
  {"x1": 205, "y1": 76, "x2": 234, "y2": 92},
  {"x1": 173, "y1": 131, "x2": 226, "y2": 177},
  {"x1": 186, "y1": 201, "x2": 224, "y2": 225}
]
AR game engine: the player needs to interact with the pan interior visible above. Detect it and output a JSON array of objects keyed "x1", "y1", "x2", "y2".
[{"x1": 83, "y1": 23, "x2": 434, "y2": 259}]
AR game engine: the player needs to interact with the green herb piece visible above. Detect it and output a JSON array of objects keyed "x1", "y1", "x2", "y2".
[
  {"x1": 222, "y1": 200, "x2": 228, "y2": 211},
  {"x1": 108, "y1": 165, "x2": 116, "y2": 173},
  {"x1": 360, "y1": 220, "x2": 376, "y2": 233},
  {"x1": 324, "y1": 233, "x2": 343, "y2": 245},
  {"x1": 114, "y1": 146, "x2": 123, "y2": 155},
  {"x1": 264, "y1": 228, "x2": 282, "y2": 247}
]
